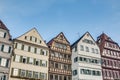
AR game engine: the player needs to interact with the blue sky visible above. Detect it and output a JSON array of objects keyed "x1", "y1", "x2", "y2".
[{"x1": 0, "y1": 0, "x2": 120, "y2": 44}]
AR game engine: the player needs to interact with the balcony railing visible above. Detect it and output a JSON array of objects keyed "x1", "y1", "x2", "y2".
[
  {"x1": 49, "y1": 68, "x2": 71, "y2": 75},
  {"x1": 51, "y1": 46, "x2": 71, "y2": 54},
  {"x1": 49, "y1": 56, "x2": 71, "y2": 64}
]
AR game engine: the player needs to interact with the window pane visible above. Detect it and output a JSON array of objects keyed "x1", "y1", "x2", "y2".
[
  {"x1": 13, "y1": 69, "x2": 19, "y2": 76},
  {"x1": 1, "y1": 58, "x2": 7, "y2": 67},
  {"x1": 17, "y1": 43, "x2": 22, "y2": 49},
  {"x1": 29, "y1": 58, "x2": 33, "y2": 64},
  {"x1": 24, "y1": 45, "x2": 28, "y2": 51},
  {"x1": 31, "y1": 47, "x2": 34, "y2": 53},
  {"x1": 15, "y1": 55, "x2": 20, "y2": 62},
  {"x1": 0, "y1": 31, "x2": 4, "y2": 37},
  {"x1": 3, "y1": 45, "x2": 9, "y2": 53}
]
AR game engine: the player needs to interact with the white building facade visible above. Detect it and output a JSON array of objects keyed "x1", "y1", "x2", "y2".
[
  {"x1": 72, "y1": 32, "x2": 102, "y2": 80},
  {"x1": 9, "y1": 28, "x2": 49, "y2": 80}
]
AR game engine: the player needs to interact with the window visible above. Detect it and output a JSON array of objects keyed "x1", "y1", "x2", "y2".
[
  {"x1": 74, "y1": 57, "x2": 78, "y2": 62},
  {"x1": 79, "y1": 57, "x2": 83, "y2": 61},
  {"x1": 15, "y1": 55, "x2": 20, "y2": 62},
  {"x1": 29, "y1": 57, "x2": 33, "y2": 64},
  {"x1": 0, "y1": 31, "x2": 5, "y2": 38},
  {"x1": 75, "y1": 46, "x2": 77, "y2": 52},
  {"x1": 41, "y1": 60, "x2": 47, "y2": 67},
  {"x1": 73, "y1": 70, "x2": 77, "y2": 75},
  {"x1": 55, "y1": 75, "x2": 58, "y2": 80},
  {"x1": 36, "y1": 48, "x2": 40, "y2": 54},
  {"x1": 13, "y1": 68, "x2": 19, "y2": 76},
  {"x1": 80, "y1": 45, "x2": 84, "y2": 51},
  {"x1": 91, "y1": 48, "x2": 95, "y2": 53},
  {"x1": 34, "y1": 72, "x2": 39, "y2": 79},
  {"x1": 24, "y1": 45, "x2": 28, "y2": 51},
  {"x1": 54, "y1": 52, "x2": 59, "y2": 57},
  {"x1": 22, "y1": 57, "x2": 27, "y2": 63},
  {"x1": 59, "y1": 53, "x2": 63, "y2": 58},
  {"x1": 86, "y1": 46, "x2": 89, "y2": 52},
  {"x1": 92, "y1": 70, "x2": 96, "y2": 75},
  {"x1": 20, "y1": 70, "x2": 26, "y2": 77},
  {"x1": 40, "y1": 73, "x2": 46, "y2": 79},
  {"x1": 55, "y1": 63, "x2": 58, "y2": 68},
  {"x1": 35, "y1": 59, "x2": 39, "y2": 66},
  {"x1": 95, "y1": 49, "x2": 99, "y2": 54},
  {"x1": 59, "y1": 75, "x2": 62, "y2": 80},
  {"x1": 50, "y1": 75, "x2": 53, "y2": 80},
  {"x1": 64, "y1": 64, "x2": 68, "y2": 70},
  {"x1": 1, "y1": 45, "x2": 11, "y2": 53},
  {"x1": 1, "y1": 58, "x2": 7, "y2": 67},
  {"x1": 17, "y1": 43, "x2": 22, "y2": 49},
  {"x1": 64, "y1": 76, "x2": 67, "y2": 80},
  {"x1": 21, "y1": 45, "x2": 24, "y2": 50},
  {"x1": 30, "y1": 47, "x2": 34, "y2": 53},
  {"x1": 27, "y1": 71, "x2": 33, "y2": 78}
]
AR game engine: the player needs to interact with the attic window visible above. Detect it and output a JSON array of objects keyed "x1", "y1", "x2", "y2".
[
  {"x1": 25, "y1": 36, "x2": 27, "y2": 39},
  {"x1": 87, "y1": 33, "x2": 89, "y2": 37}
]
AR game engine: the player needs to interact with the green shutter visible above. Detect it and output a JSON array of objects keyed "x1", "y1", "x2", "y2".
[
  {"x1": 34, "y1": 59, "x2": 36, "y2": 65},
  {"x1": 40, "y1": 49, "x2": 43, "y2": 55},
  {"x1": 6, "y1": 59, "x2": 9, "y2": 67},
  {"x1": 28, "y1": 46, "x2": 31, "y2": 52},
  {"x1": 39, "y1": 72, "x2": 41, "y2": 79},
  {"x1": 18, "y1": 69, "x2": 21, "y2": 77},
  {"x1": 21, "y1": 45, "x2": 24, "y2": 50},
  {"x1": 4, "y1": 32, "x2": 6, "y2": 38},
  {"x1": 27, "y1": 57, "x2": 29, "y2": 64},
  {"x1": 46, "y1": 61, "x2": 47, "y2": 67},
  {"x1": 13, "y1": 55, "x2": 16, "y2": 61},
  {"x1": 15, "y1": 43, "x2": 17, "y2": 48},
  {"x1": 1, "y1": 44, "x2": 4, "y2": 51},
  {"x1": 26, "y1": 70, "x2": 28, "y2": 78},
  {"x1": 20, "y1": 56, "x2": 23, "y2": 62},
  {"x1": 34, "y1": 48, "x2": 37, "y2": 53},
  {"x1": 8, "y1": 46, "x2": 11, "y2": 53},
  {"x1": 11, "y1": 68, "x2": 14, "y2": 76},
  {"x1": 40, "y1": 60, "x2": 42, "y2": 66}
]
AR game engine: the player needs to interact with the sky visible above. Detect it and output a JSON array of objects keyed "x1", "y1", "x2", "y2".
[{"x1": 0, "y1": 0, "x2": 120, "y2": 44}]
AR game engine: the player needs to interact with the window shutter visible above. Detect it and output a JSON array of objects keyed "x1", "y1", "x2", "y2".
[
  {"x1": 13, "y1": 55, "x2": 16, "y2": 61},
  {"x1": 18, "y1": 69, "x2": 21, "y2": 77},
  {"x1": 21, "y1": 45, "x2": 24, "y2": 50},
  {"x1": 40, "y1": 60, "x2": 42, "y2": 66},
  {"x1": 34, "y1": 59, "x2": 36, "y2": 65},
  {"x1": 15, "y1": 43, "x2": 17, "y2": 48},
  {"x1": 1, "y1": 45, "x2": 4, "y2": 51},
  {"x1": 6, "y1": 59, "x2": 9, "y2": 67},
  {"x1": 4, "y1": 33, "x2": 6, "y2": 38},
  {"x1": 26, "y1": 70, "x2": 28, "y2": 78},
  {"x1": 34, "y1": 48, "x2": 37, "y2": 53},
  {"x1": 28, "y1": 46, "x2": 31, "y2": 52},
  {"x1": 27, "y1": 57, "x2": 29, "y2": 64},
  {"x1": 46, "y1": 61, "x2": 47, "y2": 67},
  {"x1": 40, "y1": 49, "x2": 43, "y2": 55},
  {"x1": 8, "y1": 46, "x2": 11, "y2": 53},
  {"x1": 20, "y1": 56, "x2": 23, "y2": 62},
  {"x1": 11, "y1": 68, "x2": 14, "y2": 76},
  {"x1": 46, "y1": 51, "x2": 48, "y2": 56}
]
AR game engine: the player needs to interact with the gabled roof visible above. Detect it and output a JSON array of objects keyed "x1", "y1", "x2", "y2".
[
  {"x1": 0, "y1": 20, "x2": 9, "y2": 31},
  {"x1": 97, "y1": 33, "x2": 118, "y2": 45},
  {"x1": 15, "y1": 27, "x2": 48, "y2": 47},
  {"x1": 47, "y1": 32, "x2": 70, "y2": 46},
  {"x1": 71, "y1": 31, "x2": 97, "y2": 47}
]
